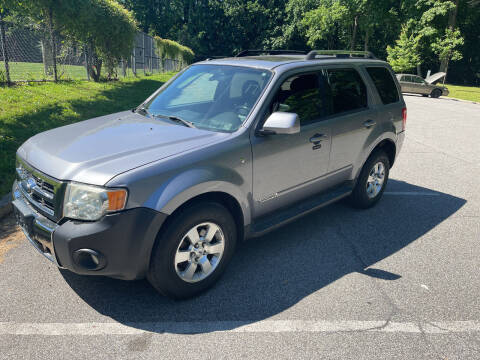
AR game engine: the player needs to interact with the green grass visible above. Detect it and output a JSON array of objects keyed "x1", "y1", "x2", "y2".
[
  {"x1": 446, "y1": 84, "x2": 480, "y2": 102},
  {"x1": 0, "y1": 61, "x2": 151, "y2": 81},
  {"x1": 0, "y1": 61, "x2": 86, "y2": 81},
  {"x1": 0, "y1": 72, "x2": 176, "y2": 195}
]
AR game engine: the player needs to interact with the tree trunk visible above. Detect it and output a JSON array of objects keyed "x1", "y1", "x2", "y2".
[
  {"x1": 0, "y1": 11, "x2": 11, "y2": 84},
  {"x1": 417, "y1": 64, "x2": 422, "y2": 77},
  {"x1": 440, "y1": 0, "x2": 460, "y2": 72},
  {"x1": 46, "y1": 8, "x2": 58, "y2": 82},
  {"x1": 364, "y1": 28, "x2": 370, "y2": 52},
  {"x1": 350, "y1": 15, "x2": 358, "y2": 51}
]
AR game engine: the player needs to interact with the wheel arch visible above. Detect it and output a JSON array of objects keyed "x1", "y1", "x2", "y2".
[{"x1": 354, "y1": 136, "x2": 397, "y2": 181}]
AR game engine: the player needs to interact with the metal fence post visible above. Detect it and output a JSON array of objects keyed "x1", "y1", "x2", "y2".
[
  {"x1": 150, "y1": 36, "x2": 153, "y2": 73},
  {"x1": 132, "y1": 42, "x2": 136, "y2": 75},
  {"x1": 143, "y1": 33, "x2": 146, "y2": 75},
  {"x1": 0, "y1": 13, "x2": 11, "y2": 84}
]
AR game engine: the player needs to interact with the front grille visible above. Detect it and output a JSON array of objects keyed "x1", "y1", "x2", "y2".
[{"x1": 16, "y1": 157, "x2": 64, "y2": 221}]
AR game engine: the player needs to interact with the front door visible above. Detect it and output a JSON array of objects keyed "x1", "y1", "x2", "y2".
[{"x1": 251, "y1": 73, "x2": 332, "y2": 217}]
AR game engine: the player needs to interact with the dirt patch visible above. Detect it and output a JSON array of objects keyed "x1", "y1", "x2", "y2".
[{"x1": 0, "y1": 214, "x2": 23, "y2": 263}]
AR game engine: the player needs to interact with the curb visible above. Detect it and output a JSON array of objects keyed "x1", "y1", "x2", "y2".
[
  {"x1": 443, "y1": 96, "x2": 479, "y2": 105},
  {"x1": 0, "y1": 193, "x2": 12, "y2": 220}
]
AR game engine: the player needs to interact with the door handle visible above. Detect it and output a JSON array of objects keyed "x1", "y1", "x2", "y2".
[
  {"x1": 363, "y1": 120, "x2": 376, "y2": 129},
  {"x1": 309, "y1": 133, "x2": 328, "y2": 144}
]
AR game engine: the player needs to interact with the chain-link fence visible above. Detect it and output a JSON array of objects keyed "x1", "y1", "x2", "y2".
[{"x1": 0, "y1": 20, "x2": 181, "y2": 83}]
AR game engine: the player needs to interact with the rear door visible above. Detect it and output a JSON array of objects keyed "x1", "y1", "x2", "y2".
[{"x1": 320, "y1": 66, "x2": 375, "y2": 178}]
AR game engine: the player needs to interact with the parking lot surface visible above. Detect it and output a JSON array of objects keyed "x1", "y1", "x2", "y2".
[{"x1": 0, "y1": 95, "x2": 479, "y2": 359}]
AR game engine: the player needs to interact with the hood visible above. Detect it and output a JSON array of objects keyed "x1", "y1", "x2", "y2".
[
  {"x1": 425, "y1": 72, "x2": 446, "y2": 85},
  {"x1": 17, "y1": 111, "x2": 229, "y2": 185}
]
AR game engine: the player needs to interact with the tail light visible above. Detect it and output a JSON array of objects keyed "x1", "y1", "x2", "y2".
[{"x1": 402, "y1": 107, "x2": 407, "y2": 131}]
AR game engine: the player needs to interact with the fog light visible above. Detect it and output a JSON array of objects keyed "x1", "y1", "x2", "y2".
[{"x1": 73, "y1": 249, "x2": 106, "y2": 271}]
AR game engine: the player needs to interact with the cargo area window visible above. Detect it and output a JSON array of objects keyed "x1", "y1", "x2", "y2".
[{"x1": 366, "y1": 67, "x2": 400, "y2": 105}]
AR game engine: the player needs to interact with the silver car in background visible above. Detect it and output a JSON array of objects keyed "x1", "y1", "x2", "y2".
[{"x1": 396, "y1": 72, "x2": 449, "y2": 98}]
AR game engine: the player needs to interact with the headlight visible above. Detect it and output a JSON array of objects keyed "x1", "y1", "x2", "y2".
[{"x1": 63, "y1": 182, "x2": 127, "y2": 221}]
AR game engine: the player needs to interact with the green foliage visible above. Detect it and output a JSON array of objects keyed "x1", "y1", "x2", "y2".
[
  {"x1": 58, "y1": 0, "x2": 138, "y2": 81},
  {"x1": 155, "y1": 37, "x2": 194, "y2": 65},
  {"x1": 431, "y1": 27, "x2": 464, "y2": 63},
  {"x1": 387, "y1": 24, "x2": 421, "y2": 73},
  {"x1": 302, "y1": 2, "x2": 349, "y2": 49}
]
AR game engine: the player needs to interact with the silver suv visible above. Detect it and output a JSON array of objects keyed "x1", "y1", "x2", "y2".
[{"x1": 12, "y1": 50, "x2": 406, "y2": 299}]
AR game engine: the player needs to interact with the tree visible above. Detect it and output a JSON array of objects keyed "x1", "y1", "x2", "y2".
[
  {"x1": 56, "y1": 0, "x2": 138, "y2": 81},
  {"x1": 431, "y1": 27, "x2": 464, "y2": 81},
  {"x1": 387, "y1": 23, "x2": 421, "y2": 73},
  {"x1": 302, "y1": 2, "x2": 349, "y2": 49}
]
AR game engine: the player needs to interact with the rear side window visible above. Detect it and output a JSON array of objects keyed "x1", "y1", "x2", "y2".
[
  {"x1": 366, "y1": 67, "x2": 399, "y2": 105},
  {"x1": 322, "y1": 68, "x2": 368, "y2": 114}
]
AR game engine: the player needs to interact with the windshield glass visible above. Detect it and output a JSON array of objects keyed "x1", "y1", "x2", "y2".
[{"x1": 145, "y1": 64, "x2": 272, "y2": 132}]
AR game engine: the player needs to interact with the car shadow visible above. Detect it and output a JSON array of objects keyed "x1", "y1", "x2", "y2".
[{"x1": 60, "y1": 179, "x2": 466, "y2": 333}]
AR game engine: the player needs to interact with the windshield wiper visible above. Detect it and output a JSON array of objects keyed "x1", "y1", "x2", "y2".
[{"x1": 154, "y1": 114, "x2": 197, "y2": 129}]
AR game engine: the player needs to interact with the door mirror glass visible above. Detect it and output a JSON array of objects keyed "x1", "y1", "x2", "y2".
[{"x1": 260, "y1": 112, "x2": 300, "y2": 135}]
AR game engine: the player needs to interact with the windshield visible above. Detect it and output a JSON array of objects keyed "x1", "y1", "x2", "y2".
[{"x1": 145, "y1": 64, "x2": 272, "y2": 132}]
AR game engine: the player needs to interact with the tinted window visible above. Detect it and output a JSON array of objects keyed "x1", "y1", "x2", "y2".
[
  {"x1": 366, "y1": 67, "x2": 399, "y2": 105},
  {"x1": 323, "y1": 68, "x2": 368, "y2": 114},
  {"x1": 272, "y1": 74, "x2": 324, "y2": 126}
]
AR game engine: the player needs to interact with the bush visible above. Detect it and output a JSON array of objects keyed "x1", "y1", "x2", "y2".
[{"x1": 154, "y1": 37, "x2": 194, "y2": 67}]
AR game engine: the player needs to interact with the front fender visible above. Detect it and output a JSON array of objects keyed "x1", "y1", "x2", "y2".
[{"x1": 143, "y1": 167, "x2": 252, "y2": 227}]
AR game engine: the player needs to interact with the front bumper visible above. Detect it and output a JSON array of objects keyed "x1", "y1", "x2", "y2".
[{"x1": 12, "y1": 181, "x2": 167, "y2": 280}]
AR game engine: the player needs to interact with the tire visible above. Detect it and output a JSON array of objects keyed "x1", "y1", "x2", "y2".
[
  {"x1": 422, "y1": 94, "x2": 428, "y2": 97},
  {"x1": 349, "y1": 150, "x2": 390, "y2": 209},
  {"x1": 148, "y1": 202, "x2": 237, "y2": 299},
  {"x1": 431, "y1": 89, "x2": 442, "y2": 98}
]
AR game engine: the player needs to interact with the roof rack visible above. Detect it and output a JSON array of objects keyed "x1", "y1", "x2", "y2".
[
  {"x1": 236, "y1": 50, "x2": 307, "y2": 57},
  {"x1": 305, "y1": 50, "x2": 377, "y2": 60}
]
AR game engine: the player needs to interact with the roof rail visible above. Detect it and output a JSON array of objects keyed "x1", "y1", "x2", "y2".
[
  {"x1": 236, "y1": 49, "x2": 307, "y2": 57},
  {"x1": 305, "y1": 50, "x2": 377, "y2": 60}
]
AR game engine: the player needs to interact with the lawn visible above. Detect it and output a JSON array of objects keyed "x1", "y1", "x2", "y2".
[
  {"x1": 0, "y1": 72, "x2": 176, "y2": 196},
  {"x1": 0, "y1": 61, "x2": 151, "y2": 81},
  {"x1": 446, "y1": 84, "x2": 480, "y2": 102},
  {"x1": 1, "y1": 61, "x2": 87, "y2": 81}
]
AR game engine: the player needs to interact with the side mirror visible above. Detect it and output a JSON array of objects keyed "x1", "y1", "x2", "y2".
[{"x1": 259, "y1": 112, "x2": 300, "y2": 135}]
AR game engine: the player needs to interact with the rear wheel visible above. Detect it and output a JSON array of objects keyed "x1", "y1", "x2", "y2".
[
  {"x1": 350, "y1": 150, "x2": 390, "y2": 209},
  {"x1": 148, "y1": 202, "x2": 237, "y2": 299},
  {"x1": 431, "y1": 89, "x2": 442, "y2": 98}
]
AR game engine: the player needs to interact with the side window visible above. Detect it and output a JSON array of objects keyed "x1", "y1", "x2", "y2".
[
  {"x1": 412, "y1": 76, "x2": 424, "y2": 84},
  {"x1": 272, "y1": 73, "x2": 324, "y2": 126},
  {"x1": 323, "y1": 68, "x2": 368, "y2": 114},
  {"x1": 366, "y1": 67, "x2": 399, "y2": 105},
  {"x1": 405, "y1": 75, "x2": 413, "y2": 83}
]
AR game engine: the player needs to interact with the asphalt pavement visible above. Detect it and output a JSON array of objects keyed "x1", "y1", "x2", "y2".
[{"x1": 0, "y1": 95, "x2": 479, "y2": 359}]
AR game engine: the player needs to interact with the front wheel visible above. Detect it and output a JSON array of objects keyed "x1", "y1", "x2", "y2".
[
  {"x1": 431, "y1": 89, "x2": 442, "y2": 98},
  {"x1": 349, "y1": 150, "x2": 390, "y2": 209},
  {"x1": 148, "y1": 202, "x2": 237, "y2": 299}
]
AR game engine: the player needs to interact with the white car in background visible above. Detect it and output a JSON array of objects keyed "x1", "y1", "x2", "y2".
[{"x1": 396, "y1": 72, "x2": 449, "y2": 98}]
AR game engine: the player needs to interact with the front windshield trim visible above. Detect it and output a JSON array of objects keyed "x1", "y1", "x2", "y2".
[{"x1": 144, "y1": 64, "x2": 274, "y2": 133}]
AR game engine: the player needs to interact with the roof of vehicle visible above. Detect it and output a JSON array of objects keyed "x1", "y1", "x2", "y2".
[{"x1": 195, "y1": 55, "x2": 389, "y2": 71}]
